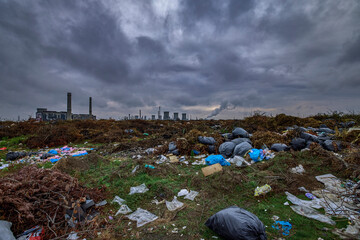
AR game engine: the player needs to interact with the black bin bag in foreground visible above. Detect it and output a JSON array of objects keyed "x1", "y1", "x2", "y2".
[{"x1": 205, "y1": 206, "x2": 267, "y2": 240}]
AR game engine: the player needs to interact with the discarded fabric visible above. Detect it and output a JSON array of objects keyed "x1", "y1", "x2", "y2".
[
  {"x1": 205, "y1": 155, "x2": 230, "y2": 166},
  {"x1": 126, "y1": 208, "x2": 158, "y2": 227}
]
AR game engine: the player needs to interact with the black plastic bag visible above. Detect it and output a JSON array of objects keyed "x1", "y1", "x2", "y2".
[
  {"x1": 205, "y1": 206, "x2": 267, "y2": 240},
  {"x1": 198, "y1": 136, "x2": 216, "y2": 145}
]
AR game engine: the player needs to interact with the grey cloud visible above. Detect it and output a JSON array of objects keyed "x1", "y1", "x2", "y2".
[{"x1": 0, "y1": 0, "x2": 360, "y2": 120}]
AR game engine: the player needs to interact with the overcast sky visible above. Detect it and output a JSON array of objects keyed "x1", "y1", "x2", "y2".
[{"x1": 0, "y1": 0, "x2": 359, "y2": 120}]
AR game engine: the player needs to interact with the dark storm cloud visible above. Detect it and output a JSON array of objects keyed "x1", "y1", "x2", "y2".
[{"x1": 0, "y1": 0, "x2": 360, "y2": 120}]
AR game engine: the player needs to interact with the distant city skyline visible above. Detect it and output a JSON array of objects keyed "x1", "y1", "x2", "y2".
[{"x1": 1, "y1": 0, "x2": 359, "y2": 120}]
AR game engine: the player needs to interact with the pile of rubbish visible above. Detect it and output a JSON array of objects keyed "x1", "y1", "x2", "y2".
[
  {"x1": 1, "y1": 145, "x2": 93, "y2": 170},
  {"x1": 285, "y1": 174, "x2": 360, "y2": 239},
  {"x1": 0, "y1": 166, "x2": 106, "y2": 238}
]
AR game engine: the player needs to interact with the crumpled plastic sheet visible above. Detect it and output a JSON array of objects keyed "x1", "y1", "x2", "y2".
[
  {"x1": 315, "y1": 174, "x2": 345, "y2": 193},
  {"x1": 129, "y1": 183, "x2": 149, "y2": 195},
  {"x1": 227, "y1": 156, "x2": 250, "y2": 167},
  {"x1": 285, "y1": 192, "x2": 322, "y2": 209},
  {"x1": 112, "y1": 196, "x2": 126, "y2": 205},
  {"x1": 290, "y1": 164, "x2": 305, "y2": 174},
  {"x1": 290, "y1": 205, "x2": 335, "y2": 225},
  {"x1": 177, "y1": 189, "x2": 189, "y2": 197},
  {"x1": 126, "y1": 208, "x2": 158, "y2": 227},
  {"x1": 166, "y1": 197, "x2": 184, "y2": 211},
  {"x1": 184, "y1": 190, "x2": 199, "y2": 201},
  {"x1": 116, "y1": 204, "x2": 132, "y2": 215}
]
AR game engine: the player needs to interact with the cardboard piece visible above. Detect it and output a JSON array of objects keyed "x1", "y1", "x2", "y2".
[
  {"x1": 169, "y1": 155, "x2": 179, "y2": 163},
  {"x1": 201, "y1": 163, "x2": 223, "y2": 176}
]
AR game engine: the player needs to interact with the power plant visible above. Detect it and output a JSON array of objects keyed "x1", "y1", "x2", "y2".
[{"x1": 36, "y1": 92, "x2": 96, "y2": 121}]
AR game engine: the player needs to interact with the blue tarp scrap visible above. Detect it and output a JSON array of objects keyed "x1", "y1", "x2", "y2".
[
  {"x1": 48, "y1": 149, "x2": 58, "y2": 155},
  {"x1": 205, "y1": 155, "x2": 231, "y2": 166},
  {"x1": 272, "y1": 221, "x2": 292, "y2": 236},
  {"x1": 50, "y1": 158, "x2": 61, "y2": 163},
  {"x1": 72, "y1": 152, "x2": 88, "y2": 157}
]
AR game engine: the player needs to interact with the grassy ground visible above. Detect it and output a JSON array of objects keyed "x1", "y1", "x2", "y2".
[{"x1": 71, "y1": 151, "x2": 348, "y2": 239}]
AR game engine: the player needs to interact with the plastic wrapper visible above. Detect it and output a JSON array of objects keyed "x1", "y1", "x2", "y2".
[
  {"x1": 285, "y1": 191, "x2": 322, "y2": 209},
  {"x1": 166, "y1": 197, "x2": 184, "y2": 211},
  {"x1": 126, "y1": 208, "x2": 158, "y2": 227},
  {"x1": 254, "y1": 184, "x2": 272, "y2": 196},
  {"x1": 290, "y1": 205, "x2": 335, "y2": 225},
  {"x1": 129, "y1": 183, "x2": 149, "y2": 195},
  {"x1": 116, "y1": 204, "x2": 132, "y2": 215},
  {"x1": 131, "y1": 165, "x2": 139, "y2": 174},
  {"x1": 184, "y1": 190, "x2": 199, "y2": 201}
]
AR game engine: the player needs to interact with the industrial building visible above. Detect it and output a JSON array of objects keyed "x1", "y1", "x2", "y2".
[{"x1": 36, "y1": 93, "x2": 95, "y2": 121}]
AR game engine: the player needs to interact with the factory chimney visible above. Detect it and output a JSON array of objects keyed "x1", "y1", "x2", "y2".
[
  {"x1": 89, "y1": 97, "x2": 92, "y2": 118},
  {"x1": 67, "y1": 92, "x2": 72, "y2": 120}
]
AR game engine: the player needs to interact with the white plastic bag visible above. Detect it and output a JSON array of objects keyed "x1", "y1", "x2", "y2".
[
  {"x1": 184, "y1": 190, "x2": 199, "y2": 201},
  {"x1": 112, "y1": 196, "x2": 126, "y2": 205},
  {"x1": 129, "y1": 183, "x2": 149, "y2": 195},
  {"x1": 166, "y1": 197, "x2": 184, "y2": 211},
  {"x1": 177, "y1": 189, "x2": 189, "y2": 197},
  {"x1": 126, "y1": 208, "x2": 158, "y2": 227},
  {"x1": 290, "y1": 205, "x2": 335, "y2": 225},
  {"x1": 116, "y1": 204, "x2": 132, "y2": 215}
]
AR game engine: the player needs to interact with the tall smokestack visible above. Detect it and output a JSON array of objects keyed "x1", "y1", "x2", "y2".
[
  {"x1": 67, "y1": 92, "x2": 72, "y2": 120},
  {"x1": 139, "y1": 109, "x2": 141, "y2": 119},
  {"x1": 89, "y1": 97, "x2": 92, "y2": 118}
]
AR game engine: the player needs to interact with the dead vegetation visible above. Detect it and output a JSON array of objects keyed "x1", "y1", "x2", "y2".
[{"x1": 0, "y1": 166, "x2": 106, "y2": 238}]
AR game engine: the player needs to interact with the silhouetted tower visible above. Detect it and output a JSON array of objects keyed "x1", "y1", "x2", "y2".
[
  {"x1": 89, "y1": 97, "x2": 92, "y2": 118},
  {"x1": 67, "y1": 92, "x2": 72, "y2": 120}
]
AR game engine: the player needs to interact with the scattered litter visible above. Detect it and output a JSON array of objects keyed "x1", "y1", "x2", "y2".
[
  {"x1": 227, "y1": 156, "x2": 250, "y2": 167},
  {"x1": 184, "y1": 190, "x2": 199, "y2": 201},
  {"x1": 272, "y1": 221, "x2": 292, "y2": 236},
  {"x1": 192, "y1": 159, "x2": 206, "y2": 165},
  {"x1": 67, "y1": 232, "x2": 79, "y2": 240},
  {"x1": 284, "y1": 202, "x2": 289, "y2": 206},
  {"x1": 156, "y1": 155, "x2": 168, "y2": 164},
  {"x1": 145, "y1": 148, "x2": 155, "y2": 155},
  {"x1": 151, "y1": 199, "x2": 165, "y2": 205},
  {"x1": 116, "y1": 204, "x2": 133, "y2": 215},
  {"x1": 202, "y1": 163, "x2": 223, "y2": 176},
  {"x1": 290, "y1": 205, "x2": 335, "y2": 225},
  {"x1": 205, "y1": 155, "x2": 230, "y2": 166},
  {"x1": 271, "y1": 215, "x2": 280, "y2": 221},
  {"x1": 95, "y1": 200, "x2": 107, "y2": 207},
  {"x1": 126, "y1": 208, "x2": 158, "y2": 227},
  {"x1": 254, "y1": 184, "x2": 272, "y2": 196},
  {"x1": 0, "y1": 147, "x2": 7, "y2": 151},
  {"x1": 285, "y1": 192, "x2": 322, "y2": 209},
  {"x1": 131, "y1": 165, "x2": 140, "y2": 174},
  {"x1": 305, "y1": 193, "x2": 316, "y2": 200},
  {"x1": 248, "y1": 148, "x2": 274, "y2": 162},
  {"x1": 205, "y1": 206, "x2": 267, "y2": 240},
  {"x1": 145, "y1": 164, "x2": 155, "y2": 169},
  {"x1": 0, "y1": 163, "x2": 9, "y2": 170},
  {"x1": 298, "y1": 187, "x2": 309, "y2": 192},
  {"x1": 166, "y1": 197, "x2": 184, "y2": 211},
  {"x1": 169, "y1": 155, "x2": 179, "y2": 163},
  {"x1": 112, "y1": 196, "x2": 126, "y2": 205},
  {"x1": 16, "y1": 226, "x2": 45, "y2": 240},
  {"x1": 290, "y1": 164, "x2": 305, "y2": 174},
  {"x1": 129, "y1": 183, "x2": 149, "y2": 195},
  {"x1": 177, "y1": 189, "x2": 189, "y2": 197}
]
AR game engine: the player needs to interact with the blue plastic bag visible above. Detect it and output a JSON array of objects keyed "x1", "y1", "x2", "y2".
[
  {"x1": 248, "y1": 149, "x2": 264, "y2": 162},
  {"x1": 205, "y1": 155, "x2": 230, "y2": 166}
]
